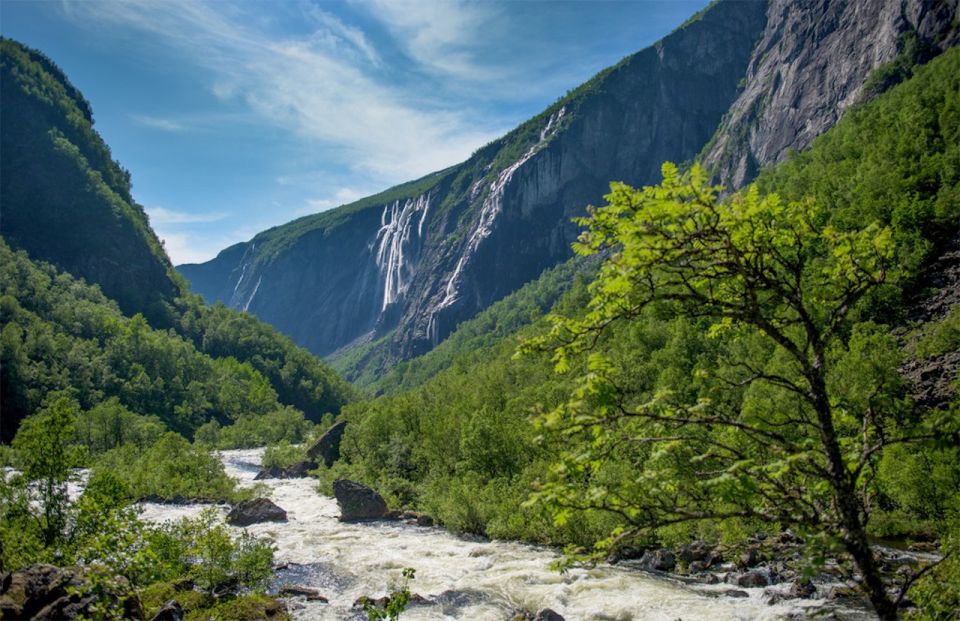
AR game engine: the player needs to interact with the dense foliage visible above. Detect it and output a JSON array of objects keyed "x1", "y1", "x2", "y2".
[
  {"x1": 0, "y1": 37, "x2": 180, "y2": 324},
  {"x1": 0, "y1": 397, "x2": 276, "y2": 619},
  {"x1": 324, "y1": 46, "x2": 960, "y2": 618}
]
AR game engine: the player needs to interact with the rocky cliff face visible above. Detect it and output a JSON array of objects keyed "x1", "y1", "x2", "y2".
[
  {"x1": 701, "y1": 0, "x2": 960, "y2": 189},
  {"x1": 181, "y1": 0, "x2": 768, "y2": 362},
  {"x1": 180, "y1": 0, "x2": 958, "y2": 371}
]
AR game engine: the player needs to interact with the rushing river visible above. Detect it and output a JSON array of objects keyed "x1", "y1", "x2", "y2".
[{"x1": 139, "y1": 449, "x2": 862, "y2": 621}]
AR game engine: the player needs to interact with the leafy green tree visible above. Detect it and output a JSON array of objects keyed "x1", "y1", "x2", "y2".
[
  {"x1": 523, "y1": 163, "x2": 948, "y2": 619},
  {"x1": 11, "y1": 393, "x2": 82, "y2": 545}
]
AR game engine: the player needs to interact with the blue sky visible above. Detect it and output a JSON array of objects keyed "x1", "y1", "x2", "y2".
[{"x1": 2, "y1": 0, "x2": 709, "y2": 264}]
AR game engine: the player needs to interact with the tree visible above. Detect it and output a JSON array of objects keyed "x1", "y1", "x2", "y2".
[
  {"x1": 11, "y1": 393, "x2": 82, "y2": 546},
  {"x1": 523, "y1": 163, "x2": 946, "y2": 619}
]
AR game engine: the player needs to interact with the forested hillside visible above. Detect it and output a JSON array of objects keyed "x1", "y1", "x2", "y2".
[
  {"x1": 0, "y1": 39, "x2": 354, "y2": 442},
  {"x1": 0, "y1": 37, "x2": 181, "y2": 325},
  {"x1": 324, "y1": 44, "x2": 960, "y2": 618}
]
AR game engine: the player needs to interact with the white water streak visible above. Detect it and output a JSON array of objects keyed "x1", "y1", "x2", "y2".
[
  {"x1": 437, "y1": 107, "x2": 566, "y2": 311},
  {"x1": 374, "y1": 194, "x2": 431, "y2": 310},
  {"x1": 139, "y1": 449, "x2": 844, "y2": 621}
]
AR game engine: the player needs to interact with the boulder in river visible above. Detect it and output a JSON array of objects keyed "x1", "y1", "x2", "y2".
[
  {"x1": 226, "y1": 498, "x2": 288, "y2": 526},
  {"x1": 639, "y1": 548, "x2": 676, "y2": 572},
  {"x1": 535, "y1": 608, "x2": 565, "y2": 621},
  {"x1": 279, "y1": 585, "x2": 328, "y2": 602},
  {"x1": 333, "y1": 479, "x2": 388, "y2": 521},
  {"x1": 306, "y1": 421, "x2": 347, "y2": 466},
  {"x1": 254, "y1": 460, "x2": 318, "y2": 480}
]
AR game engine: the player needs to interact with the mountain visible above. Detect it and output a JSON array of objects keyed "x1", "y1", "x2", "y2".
[
  {"x1": 701, "y1": 0, "x2": 960, "y2": 188},
  {"x1": 181, "y1": 0, "x2": 958, "y2": 377},
  {"x1": 180, "y1": 0, "x2": 769, "y2": 361},
  {"x1": 0, "y1": 39, "x2": 354, "y2": 438},
  {"x1": 0, "y1": 38, "x2": 181, "y2": 325}
]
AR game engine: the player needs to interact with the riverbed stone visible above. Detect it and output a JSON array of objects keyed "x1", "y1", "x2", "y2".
[
  {"x1": 254, "y1": 460, "x2": 318, "y2": 480},
  {"x1": 639, "y1": 549, "x2": 676, "y2": 572},
  {"x1": 333, "y1": 479, "x2": 388, "y2": 521},
  {"x1": 279, "y1": 585, "x2": 328, "y2": 602},
  {"x1": 735, "y1": 569, "x2": 769, "y2": 588},
  {"x1": 306, "y1": 421, "x2": 347, "y2": 466},
  {"x1": 534, "y1": 608, "x2": 565, "y2": 621},
  {"x1": 226, "y1": 498, "x2": 288, "y2": 526}
]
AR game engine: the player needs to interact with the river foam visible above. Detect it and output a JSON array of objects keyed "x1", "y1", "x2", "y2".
[{"x1": 139, "y1": 449, "x2": 864, "y2": 621}]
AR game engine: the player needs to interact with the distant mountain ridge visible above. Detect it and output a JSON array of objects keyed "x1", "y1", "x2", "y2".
[{"x1": 180, "y1": 0, "x2": 958, "y2": 376}]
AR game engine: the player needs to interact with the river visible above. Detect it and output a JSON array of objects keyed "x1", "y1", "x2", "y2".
[{"x1": 139, "y1": 449, "x2": 866, "y2": 621}]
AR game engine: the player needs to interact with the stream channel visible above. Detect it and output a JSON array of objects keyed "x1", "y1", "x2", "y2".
[{"x1": 138, "y1": 449, "x2": 870, "y2": 621}]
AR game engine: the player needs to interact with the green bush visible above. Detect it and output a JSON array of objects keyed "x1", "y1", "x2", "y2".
[{"x1": 93, "y1": 432, "x2": 244, "y2": 502}]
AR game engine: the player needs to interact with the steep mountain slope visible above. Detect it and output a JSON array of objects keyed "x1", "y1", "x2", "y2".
[
  {"x1": 0, "y1": 38, "x2": 181, "y2": 325},
  {"x1": 0, "y1": 38, "x2": 354, "y2": 435},
  {"x1": 701, "y1": 0, "x2": 960, "y2": 188},
  {"x1": 182, "y1": 0, "x2": 958, "y2": 375},
  {"x1": 180, "y1": 0, "x2": 769, "y2": 363}
]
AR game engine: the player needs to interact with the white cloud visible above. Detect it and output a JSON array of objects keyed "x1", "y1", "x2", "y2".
[
  {"x1": 303, "y1": 186, "x2": 369, "y2": 213},
  {"x1": 131, "y1": 114, "x2": 187, "y2": 132},
  {"x1": 146, "y1": 207, "x2": 227, "y2": 225},
  {"x1": 357, "y1": 0, "x2": 500, "y2": 80},
  {"x1": 64, "y1": 0, "x2": 505, "y2": 183}
]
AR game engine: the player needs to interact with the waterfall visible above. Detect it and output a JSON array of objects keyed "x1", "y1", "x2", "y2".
[
  {"x1": 437, "y1": 107, "x2": 566, "y2": 312},
  {"x1": 374, "y1": 194, "x2": 431, "y2": 311}
]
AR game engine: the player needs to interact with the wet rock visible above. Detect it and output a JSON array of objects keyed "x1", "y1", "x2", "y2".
[
  {"x1": 150, "y1": 600, "x2": 184, "y2": 621},
  {"x1": 279, "y1": 585, "x2": 328, "y2": 602},
  {"x1": 226, "y1": 498, "x2": 288, "y2": 526},
  {"x1": 333, "y1": 479, "x2": 388, "y2": 521},
  {"x1": 679, "y1": 541, "x2": 713, "y2": 564},
  {"x1": 416, "y1": 514, "x2": 435, "y2": 527},
  {"x1": 254, "y1": 461, "x2": 318, "y2": 480},
  {"x1": 639, "y1": 548, "x2": 676, "y2": 572},
  {"x1": 725, "y1": 589, "x2": 750, "y2": 598},
  {"x1": 688, "y1": 561, "x2": 707, "y2": 574},
  {"x1": 738, "y1": 547, "x2": 762, "y2": 568},
  {"x1": 353, "y1": 593, "x2": 428, "y2": 609},
  {"x1": 606, "y1": 546, "x2": 646, "y2": 564},
  {"x1": 789, "y1": 580, "x2": 817, "y2": 599},
  {"x1": 0, "y1": 564, "x2": 142, "y2": 620},
  {"x1": 306, "y1": 421, "x2": 347, "y2": 467},
  {"x1": 700, "y1": 573, "x2": 720, "y2": 585},
  {"x1": 534, "y1": 608, "x2": 565, "y2": 621},
  {"x1": 734, "y1": 570, "x2": 769, "y2": 588}
]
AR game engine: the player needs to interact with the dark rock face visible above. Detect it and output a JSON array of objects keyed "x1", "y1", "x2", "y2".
[
  {"x1": 639, "y1": 549, "x2": 676, "y2": 572},
  {"x1": 333, "y1": 479, "x2": 388, "y2": 521},
  {"x1": 702, "y1": 0, "x2": 960, "y2": 189},
  {"x1": 279, "y1": 585, "x2": 328, "y2": 602},
  {"x1": 179, "y1": 0, "x2": 769, "y2": 368},
  {"x1": 255, "y1": 460, "x2": 318, "y2": 480},
  {"x1": 0, "y1": 564, "x2": 143, "y2": 620},
  {"x1": 306, "y1": 421, "x2": 347, "y2": 466},
  {"x1": 226, "y1": 498, "x2": 288, "y2": 526},
  {"x1": 149, "y1": 600, "x2": 185, "y2": 621},
  {"x1": 534, "y1": 608, "x2": 565, "y2": 621}
]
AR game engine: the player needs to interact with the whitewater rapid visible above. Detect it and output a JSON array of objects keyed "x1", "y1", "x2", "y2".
[{"x1": 139, "y1": 449, "x2": 861, "y2": 621}]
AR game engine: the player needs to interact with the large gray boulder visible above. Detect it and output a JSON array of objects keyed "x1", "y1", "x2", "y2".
[
  {"x1": 333, "y1": 479, "x2": 388, "y2": 521},
  {"x1": 306, "y1": 421, "x2": 347, "y2": 467},
  {"x1": 226, "y1": 498, "x2": 287, "y2": 526}
]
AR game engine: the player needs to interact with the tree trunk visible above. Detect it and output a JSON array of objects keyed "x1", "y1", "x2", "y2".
[{"x1": 809, "y1": 364, "x2": 898, "y2": 619}]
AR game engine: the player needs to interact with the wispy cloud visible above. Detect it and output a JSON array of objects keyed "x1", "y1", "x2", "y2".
[
  {"x1": 147, "y1": 206, "x2": 227, "y2": 225},
  {"x1": 357, "y1": 0, "x2": 500, "y2": 80},
  {"x1": 130, "y1": 114, "x2": 186, "y2": 132},
  {"x1": 65, "y1": 0, "x2": 504, "y2": 183},
  {"x1": 303, "y1": 187, "x2": 369, "y2": 213}
]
